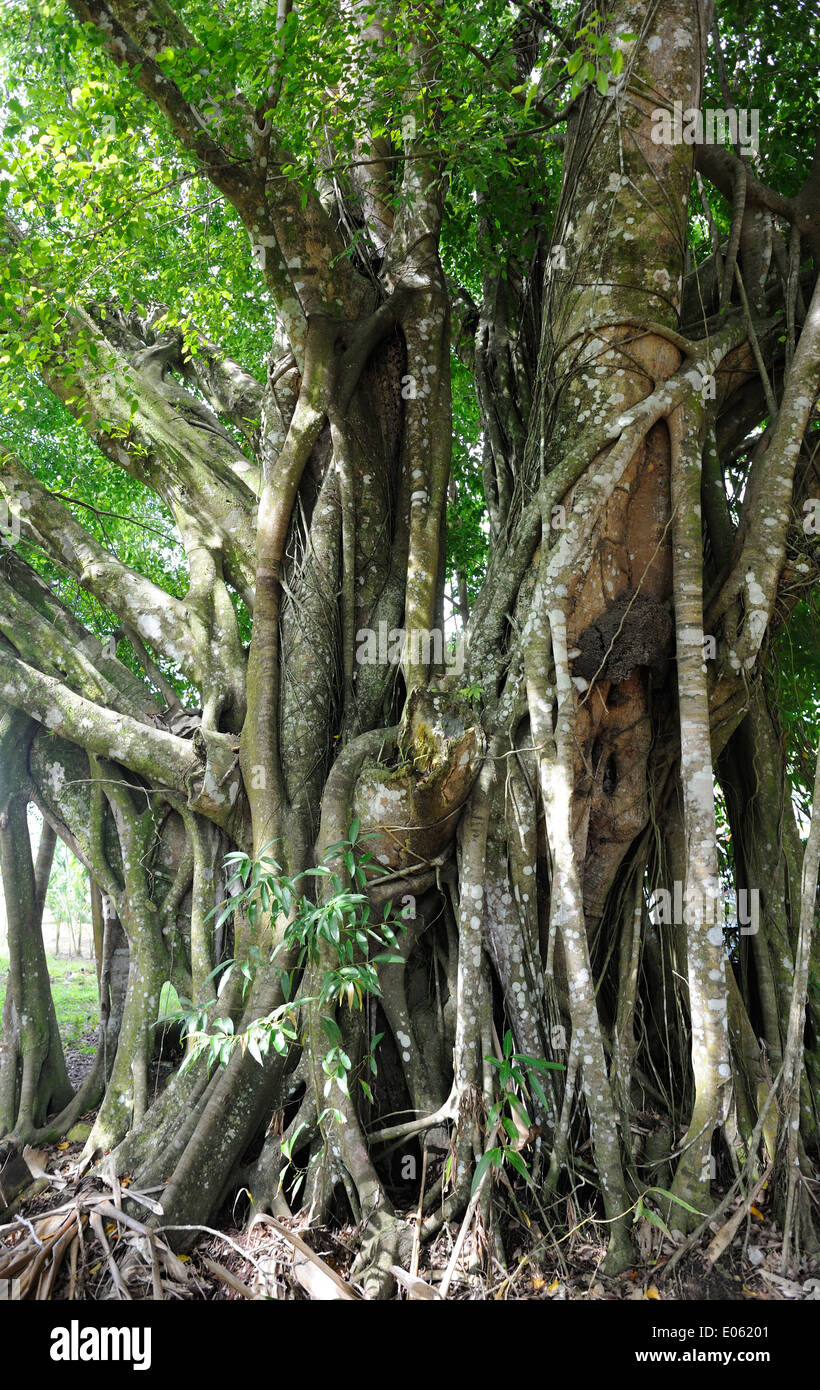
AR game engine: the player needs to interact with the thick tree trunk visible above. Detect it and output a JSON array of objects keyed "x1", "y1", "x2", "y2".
[{"x1": 0, "y1": 713, "x2": 71, "y2": 1140}]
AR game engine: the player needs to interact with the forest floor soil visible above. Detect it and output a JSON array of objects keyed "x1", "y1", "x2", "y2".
[{"x1": 2, "y1": 1132, "x2": 818, "y2": 1301}]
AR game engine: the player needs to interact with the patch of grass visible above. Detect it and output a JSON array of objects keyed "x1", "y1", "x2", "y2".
[
  {"x1": 49, "y1": 958, "x2": 100, "y2": 1053},
  {"x1": 0, "y1": 953, "x2": 99, "y2": 1055},
  {"x1": 0, "y1": 959, "x2": 184, "y2": 1059}
]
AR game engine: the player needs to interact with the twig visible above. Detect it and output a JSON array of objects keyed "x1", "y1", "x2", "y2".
[
  {"x1": 410, "y1": 1145, "x2": 429, "y2": 1281},
  {"x1": 248, "y1": 1213, "x2": 359, "y2": 1300},
  {"x1": 146, "y1": 1234, "x2": 164, "y2": 1301},
  {"x1": 439, "y1": 1118, "x2": 503, "y2": 1300},
  {"x1": 96, "y1": 1199, "x2": 153, "y2": 1237},
  {"x1": 90, "y1": 1211, "x2": 132, "y2": 1300},
  {"x1": 67, "y1": 1232, "x2": 79, "y2": 1300},
  {"x1": 368, "y1": 1098, "x2": 454, "y2": 1145},
  {"x1": 7, "y1": 1213, "x2": 45, "y2": 1249},
  {"x1": 734, "y1": 265, "x2": 778, "y2": 418},
  {"x1": 96, "y1": 1172, "x2": 165, "y2": 1216},
  {"x1": 201, "y1": 1254, "x2": 259, "y2": 1299},
  {"x1": 661, "y1": 1064, "x2": 784, "y2": 1279},
  {"x1": 705, "y1": 1163, "x2": 772, "y2": 1266},
  {"x1": 439, "y1": 1172, "x2": 488, "y2": 1299},
  {"x1": 155, "y1": 1222, "x2": 277, "y2": 1284}
]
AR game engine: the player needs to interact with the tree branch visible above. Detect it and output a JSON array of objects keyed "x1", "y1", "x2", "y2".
[
  {"x1": 0, "y1": 449, "x2": 205, "y2": 685},
  {"x1": 709, "y1": 271, "x2": 820, "y2": 669},
  {"x1": 0, "y1": 650, "x2": 242, "y2": 828}
]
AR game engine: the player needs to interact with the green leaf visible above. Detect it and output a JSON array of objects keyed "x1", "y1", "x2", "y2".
[
  {"x1": 322, "y1": 1016, "x2": 343, "y2": 1046},
  {"x1": 471, "y1": 1147, "x2": 501, "y2": 1196},
  {"x1": 501, "y1": 1116, "x2": 520, "y2": 1142},
  {"x1": 505, "y1": 1149, "x2": 533, "y2": 1185},
  {"x1": 647, "y1": 1187, "x2": 706, "y2": 1217},
  {"x1": 203, "y1": 959, "x2": 233, "y2": 986},
  {"x1": 529, "y1": 1075, "x2": 550, "y2": 1113},
  {"x1": 638, "y1": 1205, "x2": 674, "y2": 1239},
  {"x1": 517, "y1": 1055, "x2": 565, "y2": 1073}
]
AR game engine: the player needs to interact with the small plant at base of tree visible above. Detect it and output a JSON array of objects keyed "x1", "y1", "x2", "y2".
[
  {"x1": 471, "y1": 1029, "x2": 565, "y2": 1196},
  {"x1": 163, "y1": 821, "x2": 404, "y2": 1109}
]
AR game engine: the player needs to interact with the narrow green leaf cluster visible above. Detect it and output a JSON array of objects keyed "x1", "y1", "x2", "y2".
[{"x1": 164, "y1": 825, "x2": 405, "y2": 1101}]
